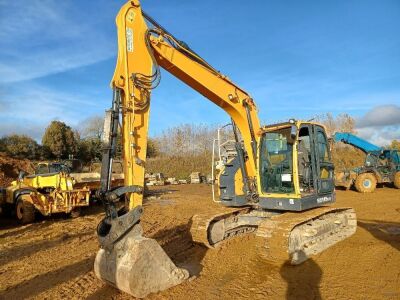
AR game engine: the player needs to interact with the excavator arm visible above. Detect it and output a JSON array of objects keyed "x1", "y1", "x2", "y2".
[{"x1": 108, "y1": 1, "x2": 261, "y2": 212}]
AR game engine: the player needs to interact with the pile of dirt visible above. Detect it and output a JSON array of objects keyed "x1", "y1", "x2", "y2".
[
  {"x1": 332, "y1": 144, "x2": 366, "y2": 171},
  {"x1": 0, "y1": 153, "x2": 34, "y2": 186}
]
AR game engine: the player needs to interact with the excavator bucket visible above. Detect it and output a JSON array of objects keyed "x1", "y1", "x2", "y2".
[{"x1": 94, "y1": 207, "x2": 189, "y2": 298}]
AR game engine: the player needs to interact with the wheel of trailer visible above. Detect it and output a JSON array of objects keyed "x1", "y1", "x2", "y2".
[
  {"x1": 394, "y1": 172, "x2": 400, "y2": 189},
  {"x1": 354, "y1": 173, "x2": 376, "y2": 193},
  {"x1": 15, "y1": 197, "x2": 35, "y2": 224},
  {"x1": 69, "y1": 207, "x2": 82, "y2": 218}
]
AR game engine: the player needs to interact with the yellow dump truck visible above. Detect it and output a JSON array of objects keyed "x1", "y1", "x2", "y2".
[{"x1": 0, "y1": 170, "x2": 90, "y2": 224}]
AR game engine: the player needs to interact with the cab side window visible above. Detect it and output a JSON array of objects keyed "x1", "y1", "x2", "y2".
[
  {"x1": 36, "y1": 164, "x2": 48, "y2": 174},
  {"x1": 317, "y1": 131, "x2": 330, "y2": 163},
  {"x1": 316, "y1": 130, "x2": 331, "y2": 179}
]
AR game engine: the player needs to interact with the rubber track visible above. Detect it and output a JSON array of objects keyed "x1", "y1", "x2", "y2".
[
  {"x1": 256, "y1": 207, "x2": 356, "y2": 264},
  {"x1": 190, "y1": 207, "x2": 251, "y2": 248}
]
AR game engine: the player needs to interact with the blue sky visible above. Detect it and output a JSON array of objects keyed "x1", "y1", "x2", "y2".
[{"x1": 0, "y1": 0, "x2": 399, "y2": 145}]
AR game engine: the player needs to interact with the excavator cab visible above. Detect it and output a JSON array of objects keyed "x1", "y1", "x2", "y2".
[
  {"x1": 260, "y1": 121, "x2": 335, "y2": 200},
  {"x1": 217, "y1": 120, "x2": 335, "y2": 210}
]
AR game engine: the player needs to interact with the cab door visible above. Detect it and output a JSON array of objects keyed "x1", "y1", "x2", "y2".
[
  {"x1": 390, "y1": 150, "x2": 400, "y2": 166},
  {"x1": 310, "y1": 125, "x2": 335, "y2": 194}
]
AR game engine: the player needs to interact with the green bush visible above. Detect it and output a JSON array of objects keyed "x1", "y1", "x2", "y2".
[{"x1": 0, "y1": 134, "x2": 41, "y2": 159}]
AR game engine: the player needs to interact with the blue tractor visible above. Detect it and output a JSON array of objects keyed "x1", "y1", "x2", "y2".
[{"x1": 333, "y1": 132, "x2": 400, "y2": 192}]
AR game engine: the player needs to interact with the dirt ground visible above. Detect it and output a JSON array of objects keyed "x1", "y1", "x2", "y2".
[{"x1": 0, "y1": 184, "x2": 399, "y2": 300}]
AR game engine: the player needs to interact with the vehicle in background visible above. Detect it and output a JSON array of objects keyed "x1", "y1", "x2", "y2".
[
  {"x1": 34, "y1": 160, "x2": 124, "y2": 197},
  {"x1": 165, "y1": 177, "x2": 179, "y2": 185},
  {"x1": 145, "y1": 173, "x2": 166, "y2": 186},
  {"x1": 333, "y1": 132, "x2": 400, "y2": 192},
  {"x1": 0, "y1": 170, "x2": 90, "y2": 224},
  {"x1": 190, "y1": 172, "x2": 205, "y2": 184}
]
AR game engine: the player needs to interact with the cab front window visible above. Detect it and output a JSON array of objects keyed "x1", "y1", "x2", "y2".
[{"x1": 260, "y1": 128, "x2": 294, "y2": 194}]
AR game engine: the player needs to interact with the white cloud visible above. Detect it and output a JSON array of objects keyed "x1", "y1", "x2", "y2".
[
  {"x1": 0, "y1": 0, "x2": 115, "y2": 83},
  {"x1": 355, "y1": 104, "x2": 400, "y2": 146},
  {"x1": 357, "y1": 126, "x2": 400, "y2": 147},
  {"x1": 0, "y1": 82, "x2": 109, "y2": 140},
  {"x1": 0, "y1": 0, "x2": 117, "y2": 140},
  {"x1": 357, "y1": 104, "x2": 400, "y2": 128}
]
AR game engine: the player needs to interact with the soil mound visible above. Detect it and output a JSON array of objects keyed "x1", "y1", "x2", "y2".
[{"x1": 0, "y1": 153, "x2": 34, "y2": 186}]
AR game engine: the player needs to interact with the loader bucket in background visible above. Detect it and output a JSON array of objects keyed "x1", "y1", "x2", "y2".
[{"x1": 94, "y1": 223, "x2": 189, "y2": 298}]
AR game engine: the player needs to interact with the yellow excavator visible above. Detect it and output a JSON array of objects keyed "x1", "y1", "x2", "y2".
[{"x1": 94, "y1": 1, "x2": 357, "y2": 297}]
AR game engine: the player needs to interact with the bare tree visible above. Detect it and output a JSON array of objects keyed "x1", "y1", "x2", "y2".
[
  {"x1": 390, "y1": 140, "x2": 400, "y2": 150},
  {"x1": 317, "y1": 113, "x2": 356, "y2": 137},
  {"x1": 78, "y1": 116, "x2": 104, "y2": 139},
  {"x1": 319, "y1": 113, "x2": 336, "y2": 137},
  {"x1": 337, "y1": 113, "x2": 356, "y2": 134},
  {"x1": 156, "y1": 123, "x2": 221, "y2": 156}
]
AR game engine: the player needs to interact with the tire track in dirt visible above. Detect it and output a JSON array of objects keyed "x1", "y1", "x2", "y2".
[
  {"x1": 0, "y1": 257, "x2": 94, "y2": 299},
  {"x1": 0, "y1": 231, "x2": 93, "y2": 266}
]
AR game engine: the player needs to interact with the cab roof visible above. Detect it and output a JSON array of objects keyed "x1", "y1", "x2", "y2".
[{"x1": 260, "y1": 119, "x2": 326, "y2": 133}]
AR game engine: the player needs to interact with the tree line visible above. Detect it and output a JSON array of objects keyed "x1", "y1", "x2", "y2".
[
  {"x1": 0, "y1": 115, "x2": 398, "y2": 175},
  {"x1": 0, "y1": 116, "x2": 176, "y2": 163}
]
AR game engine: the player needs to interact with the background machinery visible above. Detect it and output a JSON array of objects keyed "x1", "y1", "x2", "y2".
[
  {"x1": 0, "y1": 168, "x2": 90, "y2": 223},
  {"x1": 94, "y1": 1, "x2": 357, "y2": 297},
  {"x1": 333, "y1": 132, "x2": 400, "y2": 192},
  {"x1": 35, "y1": 160, "x2": 124, "y2": 193},
  {"x1": 189, "y1": 172, "x2": 204, "y2": 184}
]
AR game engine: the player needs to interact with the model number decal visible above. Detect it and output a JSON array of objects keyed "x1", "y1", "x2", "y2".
[
  {"x1": 317, "y1": 196, "x2": 332, "y2": 203},
  {"x1": 126, "y1": 28, "x2": 133, "y2": 52}
]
